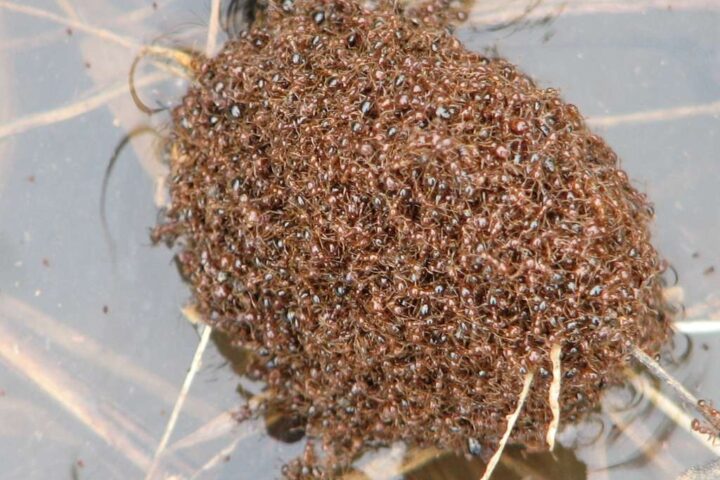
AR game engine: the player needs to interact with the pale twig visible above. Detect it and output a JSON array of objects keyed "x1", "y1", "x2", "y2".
[
  {"x1": 603, "y1": 406, "x2": 679, "y2": 473},
  {"x1": 55, "y1": 0, "x2": 80, "y2": 19},
  {"x1": 480, "y1": 371, "x2": 534, "y2": 480},
  {"x1": 627, "y1": 371, "x2": 720, "y2": 457},
  {"x1": 0, "y1": 397, "x2": 75, "y2": 441},
  {"x1": 138, "y1": 6, "x2": 224, "y2": 474},
  {"x1": 469, "y1": 0, "x2": 718, "y2": 27},
  {"x1": 55, "y1": 0, "x2": 184, "y2": 79},
  {"x1": 685, "y1": 297, "x2": 720, "y2": 321},
  {"x1": 101, "y1": 402, "x2": 168, "y2": 452},
  {"x1": 206, "y1": 0, "x2": 222, "y2": 56},
  {"x1": 0, "y1": 72, "x2": 167, "y2": 139},
  {"x1": 587, "y1": 100, "x2": 720, "y2": 129},
  {"x1": 546, "y1": 343, "x2": 562, "y2": 450},
  {"x1": 630, "y1": 346, "x2": 700, "y2": 411},
  {"x1": 0, "y1": 27, "x2": 65, "y2": 52},
  {"x1": 0, "y1": 320, "x2": 150, "y2": 471},
  {"x1": 605, "y1": 378, "x2": 681, "y2": 473},
  {"x1": 117, "y1": 0, "x2": 177, "y2": 24},
  {"x1": 167, "y1": 392, "x2": 273, "y2": 453},
  {"x1": 178, "y1": 407, "x2": 267, "y2": 478},
  {"x1": 189, "y1": 436, "x2": 244, "y2": 479},
  {"x1": 674, "y1": 320, "x2": 720, "y2": 335},
  {"x1": 128, "y1": 47, "x2": 194, "y2": 115},
  {"x1": 72, "y1": 1, "x2": 191, "y2": 206},
  {"x1": 631, "y1": 346, "x2": 720, "y2": 436},
  {"x1": 0, "y1": 1, "x2": 138, "y2": 49},
  {"x1": 144, "y1": 315, "x2": 213, "y2": 480},
  {"x1": 167, "y1": 410, "x2": 242, "y2": 452},
  {"x1": 0, "y1": 5, "x2": 13, "y2": 161},
  {"x1": 99, "y1": 402, "x2": 195, "y2": 475},
  {"x1": 0, "y1": 296, "x2": 217, "y2": 422}
]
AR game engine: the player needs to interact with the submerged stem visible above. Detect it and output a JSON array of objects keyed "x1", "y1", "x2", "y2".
[
  {"x1": 626, "y1": 370, "x2": 720, "y2": 457},
  {"x1": 630, "y1": 345, "x2": 717, "y2": 430},
  {"x1": 145, "y1": 318, "x2": 213, "y2": 480}
]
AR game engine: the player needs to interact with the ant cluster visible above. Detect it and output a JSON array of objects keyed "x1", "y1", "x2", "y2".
[
  {"x1": 156, "y1": 0, "x2": 671, "y2": 476},
  {"x1": 693, "y1": 400, "x2": 720, "y2": 439}
]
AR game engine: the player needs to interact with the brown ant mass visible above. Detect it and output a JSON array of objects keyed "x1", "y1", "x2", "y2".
[{"x1": 156, "y1": 0, "x2": 671, "y2": 476}]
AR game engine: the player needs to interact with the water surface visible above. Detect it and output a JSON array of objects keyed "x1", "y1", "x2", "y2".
[{"x1": 0, "y1": 1, "x2": 719, "y2": 479}]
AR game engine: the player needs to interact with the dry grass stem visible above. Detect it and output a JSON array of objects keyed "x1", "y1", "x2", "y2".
[
  {"x1": 140, "y1": 12, "x2": 226, "y2": 474},
  {"x1": 0, "y1": 28, "x2": 65, "y2": 52},
  {"x1": 603, "y1": 406, "x2": 679, "y2": 473},
  {"x1": 674, "y1": 320, "x2": 720, "y2": 335},
  {"x1": 0, "y1": 320, "x2": 150, "y2": 471},
  {"x1": 167, "y1": 410, "x2": 245, "y2": 452},
  {"x1": 631, "y1": 347, "x2": 720, "y2": 454},
  {"x1": 55, "y1": 0, "x2": 80, "y2": 19},
  {"x1": 0, "y1": 1, "x2": 138, "y2": 49},
  {"x1": 189, "y1": 436, "x2": 244, "y2": 479},
  {"x1": 469, "y1": 0, "x2": 718, "y2": 27},
  {"x1": 685, "y1": 297, "x2": 720, "y2": 321},
  {"x1": 630, "y1": 346, "x2": 701, "y2": 415},
  {"x1": 145, "y1": 320, "x2": 213, "y2": 480},
  {"x1": 74, "y1": 1, "x2": 185, "y2": 205},
  {"x1": 129, "y1": 47, "x2": 194, "y2": 115},
  {"x1": 0, "y1": 71, "x2": 167, "y2": 139},
  {"x1": 587, "y1": 100, "x2": 720, "y2": 129},
  {"x1": 117, "y1": 0, "x2": 177, "y2": 24},
  {"x1": 480, "y1": 372, "x2": 535, "y2": 480},
  {"x1": 100, "y1": 402, "x2": 195, "y2": 475},
  {"x1": 547, "y1": 343, "x2": 562, "y2": 450},
  {"x1": 627, "y1": 371, "x2": 720, "y2": 457},
  {"x1": 206, "y1": 0, "x2": 222, "y2": 56},
  {"x1": 0, "y1": 397, "x2": 78, "y2": 441}
]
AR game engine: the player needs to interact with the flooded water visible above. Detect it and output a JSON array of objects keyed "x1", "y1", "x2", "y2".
[{"x1": 0, "y1": 1, "x2": 718, "y2": 479}]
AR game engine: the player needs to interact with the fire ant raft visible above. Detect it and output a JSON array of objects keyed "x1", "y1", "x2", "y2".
[{"x1": 129, "y1": 0, "x2": 718, "y2": 477}]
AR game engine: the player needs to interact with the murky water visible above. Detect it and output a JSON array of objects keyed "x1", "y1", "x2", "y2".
[{"x1": 0, "y1": 1, "x2": 718, "y2": 479}]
